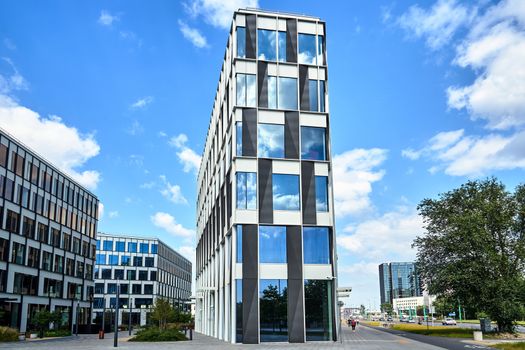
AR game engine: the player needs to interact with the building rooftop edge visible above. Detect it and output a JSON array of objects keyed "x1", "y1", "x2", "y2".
[{"x1": 237, "y1": 7, "x2": 322, "y2": 21}]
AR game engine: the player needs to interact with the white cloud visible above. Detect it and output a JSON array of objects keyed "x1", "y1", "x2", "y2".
[
  {"x1": 332, "y1": 148, "x2": 388, "y2": 218},
  {"x1": 397, "y1": 0, "x2": 475, "y2": 50},
  {"x1": 0, "y1": 95, "x2": 101, "y2": 189},
  {"x1": 108, "y1": 211, "x2": 119, "y2": 219},
  {"x1": 178, "y1": 20, "x2": 208, "y2": 48},
  {"x1": 338, "y1": 208, "x2": 424, "y2": 262},
  {"x1": 98, "y1": 10, "x2": 119, "y2": 26},
  {"x1": 119, "y1": 30, "x2": 143, "y2": 48},
  {"x1": 151, "y1": 212, "x2": 194, "y2": 238},
  {"x1": 127, "y1": 120, "x2": 144, "y2": 136},
  {"x1": 140, "y1": 181, "x2": 155, "y2": 189},
  {"x1": 1, "y1": 57, "x2": 29, "y2": 94},
  {"x1": 159, "y1": 175, "x2": 188, "y2": 204},
  {"x1": 130, "y1": 96, "x2": 153, "y2": 109},
  {"x1": 169, "y1": 133, "x2": 201, "y2": 173},
  {"x1": 184, "y1": 0, "x2": 258, "y2": 29},
  {"x1": 178, "y1": 245, "x2": 195, "y2": 263}
]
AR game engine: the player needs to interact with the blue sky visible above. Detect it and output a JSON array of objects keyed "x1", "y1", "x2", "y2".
[{"x1": 1, "y1": 0, "x2": 524, "y2": 309}]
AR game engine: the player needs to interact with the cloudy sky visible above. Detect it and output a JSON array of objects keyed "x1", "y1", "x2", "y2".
[{"x1": 1, "y1": 0, "x2": 524, "y2": 309}]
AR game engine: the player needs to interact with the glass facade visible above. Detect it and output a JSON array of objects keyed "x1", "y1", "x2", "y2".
[
  {"x1": 236, "y1": 225, "x2": 242, "y2": 263},
  {"x1": 236, "y1": 279, "x2": 243, "y2": 343},
  {"x1": 258, "y1": 29, "x2": 276, "y2": 61},
  {"x1": 272, "y1": 174, "x2": 300, "y2": 211},
  {"x1": 298, "y1": 33, "x2": 317, "y2": 65},
  {"x1": 315, "y1": 176, "x2": 328, "y2": 212},
  {"x1": 379, "y1": 262, "x2": 421, "y2": 304},
  {"x1": 301, "y1": 127, "x2": 326, "y2": 161},
  {"x1": 278, "y1": 31, "x2": 286, "y2": 62},
  {"x1": 236, "y1": 172, "x2": 257, "y2": 210},
  {"x1": 305, "y1": 280, "x2": 332, "y2": 340},
  {"x1": 237, "y1": 27, "x2": 246, "y2": 58},
  {"x1": 237, "y1": 73, "x2": 256, "y2": 107},
  {"x1": 268, "y1": 76, "x2": 277, "y2": 109},
  {"x1": 308, "y1": 80, "x2": 318, "y2": 112},
  {"x1": 259, "y1": 226, "x2": 286, "y2": 263},
  {"x1": 116, "y1": 241, "x2": 125, "y2": 252},
  {"x1": 258, "y1": 123, "x2": 284, "y2": 158},
  {"x1": 260, "y1": 279, "x2": 288, "y2": 342},
  {"x1": 277, "y1": 77, "x2": 298, "y2": 110},
  {"x1": 303, "y1": 227, "x2": 330, "y2": 264}
]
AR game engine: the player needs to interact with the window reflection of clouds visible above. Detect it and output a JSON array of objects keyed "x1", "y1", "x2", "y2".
[
  {"x1": 258, "y1": 29, "x2": 276, "y2": 61},
  {"x1": 236, "y1": 225, "x2": 242, "y2": 263},
  {"x1": 236, "y1": 172, "x2": 257, "y2": 210},
  {"x1": 303, "y1": 227, "x2": 330, "y2": 264},
  {"x1": 278, "y1": 77, "x2": 297, "y2": 110},
  {"x1": 298, "y1": 33, "x2": 317, "y2": 65},
  {"x1": 309, "y1": 80, "x2": 318, "y2": 112},
  {"x1": 272, "y1": 174, "x2": 300, "y2": 210},
  {"x1": 268, "y1": 76, "x2": 277, "y2": 109},
  {"x1": 278, "y1": 31, "x2": 286, "y2": 62},
  {"x1": 258, "y1": 123, "x2": 284, "y2": 158},
  {"x1": 236, "y1": 75, "x2": 246, "y2": 106},
  {"x1": 319, "y1": 80, "x2": 326, "y2": 112},
  {"x1": 236, "y1": 122, "x2": 242, "y2": 156},
  {"x1": 317, "y1": 35, "x2": 324, "y2": 65},
  {"x1": 236, "y1": 74, "x2": 256, "y2": 107},
  {"x1": 237, "y1": 27, "x2": 246, "y2": 58},
  {"x1": 315, "y1": 176, "x2": 328, "y2": 212},
  {"x1": 301, "y1": 126, "x2": 326, "y2": 161},
  {"x1": 259, "y1": 226, "x2": 286, "y2": 263}
]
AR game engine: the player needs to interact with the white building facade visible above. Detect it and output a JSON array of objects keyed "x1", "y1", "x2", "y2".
[
  {"x1": 195, "y1": 8, "x2": 338, "y2": 344},
  {"x1": 93, "y1": 233, "x2": 191, "y2": 326},
  {"x1": 393, "y1": 294, "x2": 436, "y2": 315}
]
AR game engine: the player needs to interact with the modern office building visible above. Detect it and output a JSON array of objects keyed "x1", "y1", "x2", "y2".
[
  {"x1": 392, "y1": 294, "x2": 436, "y2": 316},
  {"x1": 195, "y1": 8, "x2": 338, "y2": 344},
  {"x1": 379, "y1": 262, "x2": 422, "y2": 305},
  {"x1": 0, "y1": 127, "x2": 99, "y2": 333},
  {"x1": 93, "y1": 233, "x2": 192, "y2": 326}
]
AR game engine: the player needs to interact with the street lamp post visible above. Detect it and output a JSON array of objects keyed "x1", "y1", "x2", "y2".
[
  {"x1": 128, "y1": 297, "x2": 132, "y2": 336},
  {"x1": 101, "y1": 296, "x2": 106, "y2": 338},
  {"x1": 75, "y1": 299, "x2": 80, "y2": 336},
  {"x1": 114, "y1": 283, "x2": 120, "y2": 347}
]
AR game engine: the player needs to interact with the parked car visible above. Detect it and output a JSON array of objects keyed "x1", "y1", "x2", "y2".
[
  {"x1": 387, "y1": 317, "x2": 393, "y2": 322},
  {"x1": 407, "y1": 318, "x2": 416, "y2": 323},
  {"x1": 442, "y1": 318, "x2": 457, "y2": 325}
]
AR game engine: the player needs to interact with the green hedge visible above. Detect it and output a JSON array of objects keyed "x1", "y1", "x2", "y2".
[
  {"x1": 0, "y1": 326, "x2": 19, "y2": 342},
  {"x1": 129, "y1": 327, "x2": 187, "y2": 342},
  {"x1": 44, "y1": 329, "x2": 71, "y2": 337}
]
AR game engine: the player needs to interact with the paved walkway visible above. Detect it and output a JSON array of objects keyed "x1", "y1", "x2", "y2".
[{"x1": 2, "y1": 325, "x2": 445, "y2": 350}]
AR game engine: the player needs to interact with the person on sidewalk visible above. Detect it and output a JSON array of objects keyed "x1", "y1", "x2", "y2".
[{"x1": 351, "y1": 319, "x2": 357, "y2": 332}]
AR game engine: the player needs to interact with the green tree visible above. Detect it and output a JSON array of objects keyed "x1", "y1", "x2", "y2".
[
  {"x1": 150, "y1": 298, "x2": 174, "y2": 330},
  {"x1": 413, "y1": 178, "x2": 525, "y2": 332},
  {"x1": 360, "y1": 304, "x2": 366, "y2": 317},
  {"x1": 380, "y1": 303, "x2": 393, "y2": 315},
  {"x1": 31, "y1": 310, "x2": 62, "y2": 338}
]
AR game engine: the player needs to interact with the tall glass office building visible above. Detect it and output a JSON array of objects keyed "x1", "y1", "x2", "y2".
[
  {"x1": 379, "y1": 262, "x2": 422, "y2": 305},
  {"x1": 195, "y1": 8, "x2": 338, "y2": 344}
]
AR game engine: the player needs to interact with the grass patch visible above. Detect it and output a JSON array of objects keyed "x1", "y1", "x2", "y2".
[
  {"x1": 392, "y1": 324, "x2": 475, "y2": 338},
  {"x1": 44, "y1": 329, "x2": 71, "y2": 337},
  {"x1": 0, "y1": 326, "x2": 19, "y2": 342},
  {"x1": 362, "y1": 321, "x2": 381, "y2": 327},
  {"x1": 129, "y1": 327, "x2": 187, "y2": 342},
  {"x1": 492, "y1": 343, "x2": 525, "y2": 350}
]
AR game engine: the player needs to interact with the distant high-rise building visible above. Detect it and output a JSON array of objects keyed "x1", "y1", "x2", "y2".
[
  {"x1": 379, "y1": 262, "x2": 421, "y2": 305},
  {"x1": 195, "y1": 8, "x2": 338, "y2": 344},
  {"x1": 0, "y1": 128, "x2": 99, "y2": 333}
]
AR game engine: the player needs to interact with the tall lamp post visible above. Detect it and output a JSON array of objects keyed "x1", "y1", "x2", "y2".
[
  {"x1": 128, "y1": 271, "x2": 132, "y2": 336},
  {"x1": 114, "y1": 283, "x2": 120, "y2": 347},
  {"x1": 75, "y1": 298, "x2": 80, "y2": 336}
]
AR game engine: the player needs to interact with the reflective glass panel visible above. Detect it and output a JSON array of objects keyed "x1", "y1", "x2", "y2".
[
  {"x1": 236, "y1": 74, "x2": 246, "y2": 106},
  {"x1": 236, "y1": 225, "x2": 242, "y2": 263},
  {"x1": 315, "y1": 176, "x2": 328, "y2": 212},
  {"x1": 140, "y1": 243, "x2": 149, "y2": 253},
  {"x1": 258, "y1": 29, "x2": 276, "y2": 61},
  {"x1": 259, "y1": 226, "x2": 286, "y2": 263},
  {"x1": 317, "y1": 35, "x2": 324, "y2": 65},
  {"x1": 236, "y1": 172, "x2": 257, "y2": 210},
  {"x1": 278, "y1": 31, "x2": 286, "y2": 62},
  {"x1": 319, "y1": 80, "x2": 326, "y2": 112},
  {"x1": 151, "y1": 244, "x2": 158, "y2": 254},
  {"x1": 268, "y1": 76, "x2": 277, "y2": 109},
  {"x1": 96, "y1": 254, "x2": 106, "y2": 265},
  {"x1": 246, "y1": 74, "x2": 256, "y2": 107},
  {"x1": 305, "y1": 280, "x2": 333, "y2": 340},
  {"x1": 236, "y1": 279, "x2": 243, "y2": 343},
  {"x1": 278, "y1": 77, "x2": 297, "y2": 110},
  {"x1": 115, "y1": 241, "x2": 125, "y2": 252},
  {"x1": 298, "y1": 33, "x2": 317, "y2": 65},
  {"x1": 303, "y1": 227, "x2": 330, "y2": 264},
  {"x1": 309, "y1": 80, "x2": 318, "y2": 112},
  {"x1": 128, "y1": 242, "x2": 137, "y2": 252},
  {"x1": 260, "y1": 279, "x2": 288, "y2": 342},
  {"x1": 236, "y1": 122, "x2": 242, "y2": 156},
  {"x1": 237, "y1": 27, "x2": 246, "y2": 58},
  {"x1": 272, "y1": 174, "x2": 300, "y2": 211},
  {"x1": 103, "y1": 240, "x2": 113, "y2": 251},
  {"x1": 109, "y1": 255, "x2": 118, "y2": 265},
  {"x1": 258, "y1": 123, "x2": 284, "y2": 158},
  {"x1": 301, "y1": 126, "x2": 326, "y2": 160}
]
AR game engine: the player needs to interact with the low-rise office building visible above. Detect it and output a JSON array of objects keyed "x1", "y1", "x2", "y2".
[
  {"x1": 93, "y1": 233, "x2": 192, "y2": 326},
  {"x1": 393, "y1": 294, "x2": 436, "y2": 315},
  {"x1": 0, "y1": 128, "x2": 99, "y2": 333}
]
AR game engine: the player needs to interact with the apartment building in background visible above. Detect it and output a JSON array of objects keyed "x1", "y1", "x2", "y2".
[
  {"x1": 379, "y1": 262, "x2": 422, "y2": 305},
  {"x1": 93, "y1": 233, "x2": 192, "y2": 326},
  {"x1": 195, "y1": 8, "x2": 338, "y2": 344},
  {"x1": 0, "y1": 128, "x2": 99, "y2": 333}
]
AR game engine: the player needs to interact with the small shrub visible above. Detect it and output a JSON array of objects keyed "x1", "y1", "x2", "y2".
[
  {"x1": 129, "y1": 327, "x2": 187, "y2": 342},
  {"x1": 44, "y1": 329, "x2": 71, "y2": 337},
  {"x1": 0, "y1": 326, "x2": 19, "y2": 342}
]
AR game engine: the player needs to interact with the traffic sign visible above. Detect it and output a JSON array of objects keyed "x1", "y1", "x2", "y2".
[
  {"x1": 337, "y1": 293, "x2": 351, "y2": 298},
  {"x1": 449, "y1": 312, "x2": 456, "y2": 317},
  {"x1": 337, "y1": 287, "x2": 352, "y2": 293}
]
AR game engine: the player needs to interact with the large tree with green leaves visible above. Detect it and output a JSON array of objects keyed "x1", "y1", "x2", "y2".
[{"x1": 413, "y1": 178, "x2": 525, "y2": 332}]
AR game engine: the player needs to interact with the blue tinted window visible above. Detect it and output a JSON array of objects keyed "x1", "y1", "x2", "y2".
[
  {"x1": 317, "y1": 35, "x2": 324, "y2": 65},
  {"x1": 278, "y1": 31, "x2": 286, "y2": 62},
  {"x1": 236, "y1": 172, "x2": 257, "y2": 210},
  {"x1": 96, "y1": 254, "x2": 106, "y2": 265},
  {"x1": 258, "y1": 29, "x2": 276, "y2": 61},
  {"x1": 315, "y1": 176, "x2": 328, "y2": 212},
  {"x1": 109, "y1": 255, "x2": 119, "y2": 265},
  {"x1": 308, "y1": 80, "x2": 318, "y2": 112},
  {"x1": 278, "y1": 77, "x2": 297, "y2": 110},
  {"x1": 237, "y1": 27, "x2": 246, "y2": 58},
  {"x1": 268, "y1": 76, "x2": 277, "y2": 109},
  {"x1": 96, "y1": 240, "x2": 100, "y2": 250},
  {"x1": 301, "y1": 127, "x2": 326, "y2": 161},
  {"x1": 236, "y1": 225, "x2": 242, "y2": 263},
  {"x1": 128, "y1": 242, "x2": 137, "y2": 252},
  {"x1": 151, "y1": 244, "x2": 158, "y2": 254},
  {"x1": 103, "y1": 240, "x2": 113, "y2": 251},
  {"x1": 115, "y1": 241, "x2": 125, "y2": 252},
  {"x1": 272, "y1": 174, "x2": 300, "y2": 211},
  {"x1": 303, "y1": 227, "x2": 330, "y2": 264},
  {"x1": 133, "y1": 256, "x2": 143, "y2": 266},
  {"x1": 236, "y1": 74, "x2": 256, "y2": 107},
  {"x1": 259, "y1": 226, "x2": 286, "y2": 263},
  {"x1": 121, "y1": 255, "x2": 130, "y2": 266},
  {"x1": 140, "y1": 243, "x2": 149, "y2": 253},
  {"x1": 260, "y1": 279, "x2": 288, "y2": 342},
  {"x1": 236, "y1": 122, "x2": 242, "y2": 156},
  {"x1": 258, "y1": 124, "x2": 284, "y2": 158},
  {"x1": 319, "y1": 80, "x2": 326, "y2": 112},
  {"x1": 298, "y1": 33, "x2": 317, "y2": 65},
  {"x1": 236, "y1": 279, "x2": 243, "y2": 343}
]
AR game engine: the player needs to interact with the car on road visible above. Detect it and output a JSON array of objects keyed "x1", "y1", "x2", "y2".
[
  {"x1": 387, "y1": 317, "x2": 393, "y2": 322},
  {"x1": 442, "y1": 318, "x2": 457, "y2": 325},
  {"x1": 407, "y1": 319, "x2": 416, "y2": 323}
]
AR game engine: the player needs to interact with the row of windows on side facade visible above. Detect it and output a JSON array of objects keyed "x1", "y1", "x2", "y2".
[
  {"x1": 237, "y1": 27, "x2": 325, "y2": 66},
  {"x1": 236, "y1": 226, "x2": 331, "y2": 264},
  {"x1": 97, "y1": 240, "x2": 158, "y2": 254},
  {"x1": 4, "y1": 272, "x2": 85, "y2": 299},
  {"x1": 96, "y1": 254, "x2": 155, "y2": 267},
  {"x1": 236, "y1": 173, "x2": 328, "y2": 212}
]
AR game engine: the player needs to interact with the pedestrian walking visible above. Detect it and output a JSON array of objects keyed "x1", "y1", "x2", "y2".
[{"x1": 351, "y1": 319, "x2": 357, "y2": 332}]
